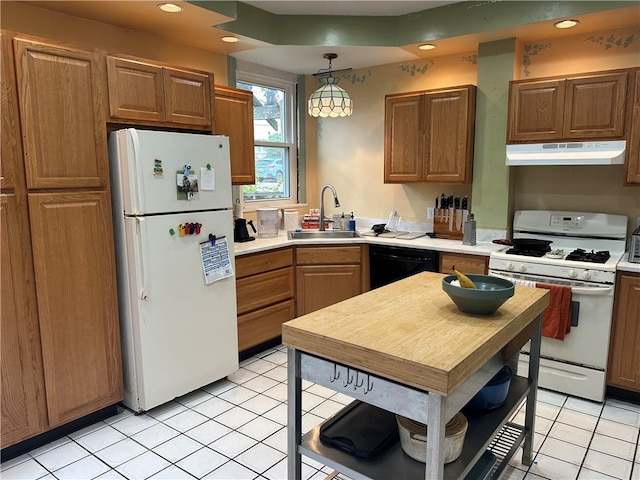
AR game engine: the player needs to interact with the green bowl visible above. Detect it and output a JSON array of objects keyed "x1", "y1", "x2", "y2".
[{"x1": 442, "y1": 275, "x2": 515, "y2": 315}]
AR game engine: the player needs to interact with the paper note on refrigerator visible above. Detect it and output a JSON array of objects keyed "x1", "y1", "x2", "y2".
[
  {"x1": 200, "y1": 167, "x2": 215, "y2": 191},
  {"x1": 200, "y1": 236, "x2": 233, "y2": 284}
]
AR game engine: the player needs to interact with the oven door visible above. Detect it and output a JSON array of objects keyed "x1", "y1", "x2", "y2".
[
  {"x1": 489, "y1": 270, "x2": 615, "y2": 401},
  {"x1": 488, "y1": 270, "x2": 615, "y2": 368}
]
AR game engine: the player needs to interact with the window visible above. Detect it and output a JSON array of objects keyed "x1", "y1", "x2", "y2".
[{"x1": 236, "y1": 73, "x2": 297, "y2": 205}]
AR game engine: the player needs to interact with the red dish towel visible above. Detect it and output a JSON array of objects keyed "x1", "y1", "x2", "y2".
[{"x1": 537, "y1": 283, "x2": 572, "y2": 341}]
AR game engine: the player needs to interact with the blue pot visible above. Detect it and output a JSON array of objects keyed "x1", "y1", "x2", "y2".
[{"x1": 466, "y1": 366, "x2": 512, "y2": 410}]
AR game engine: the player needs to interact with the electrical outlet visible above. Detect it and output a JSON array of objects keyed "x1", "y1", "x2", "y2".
[{"x1": 427, "y1": 207, "x2": 434, "y2": 220}]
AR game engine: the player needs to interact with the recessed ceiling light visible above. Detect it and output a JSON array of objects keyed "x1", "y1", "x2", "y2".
[
  {"x1": 158, "y1": 3, "x2": 183, "y2": 13},
  {"x1": 418, "y1": 44, "x2": 437, "y2": 51},
  {"x1": 221, "y1": 36, "x2": 239, "y2": 43},
  {"x1": 554, "y1": 19, "x2": 579, "y2": 29}
]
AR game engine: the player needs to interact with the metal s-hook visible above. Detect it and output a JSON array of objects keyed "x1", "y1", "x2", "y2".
[
  {"x1": 343, "y1": 367, "x2": 354, "y2": 388},
  {"x1": 364, "y1": 375, "x2": 374, "y2": 394},
  {"x1": 329, "y1": 363, "x2": 341, "y2": 383}
]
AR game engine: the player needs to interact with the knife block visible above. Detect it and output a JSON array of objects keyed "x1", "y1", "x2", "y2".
[{"x1": 433, "y1": 209, "x2": 467, "y2": 240}]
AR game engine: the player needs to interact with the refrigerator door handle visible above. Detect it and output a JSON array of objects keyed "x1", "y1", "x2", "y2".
[
  {"x1": 136, "y1": 217, "x2": 149, "y2": 300},
  {"x1": 130, "y1": 129, "x2": 145, "y2": 214}
]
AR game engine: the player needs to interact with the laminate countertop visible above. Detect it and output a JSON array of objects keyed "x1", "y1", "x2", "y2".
[
  {"x1": 233, "y1": 231, "x2": 504, "y2": 257},
  {"x1": 282, "y1": 271, "x2": 549, "y2": 397}
]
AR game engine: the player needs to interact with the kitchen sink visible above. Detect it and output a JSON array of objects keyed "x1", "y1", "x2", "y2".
[{"x1": 287, "y1": 230, "x2": 362, "y2": 239}]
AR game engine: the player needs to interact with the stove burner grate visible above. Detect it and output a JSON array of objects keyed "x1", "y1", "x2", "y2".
[
  {"x1": 565, "y1": 249, "x2": 610, "y2": 263},
  {"x1": 504, "y1": 247, "x2": 549, "y2": 258}
]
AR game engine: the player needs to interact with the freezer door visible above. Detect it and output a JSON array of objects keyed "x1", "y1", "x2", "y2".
[
  {"x1": 117, "y1": 209, "x2": 238, "y2": 411},
  {"x1": 110, "y1": 129, "x2": 232, "y2": 215}
]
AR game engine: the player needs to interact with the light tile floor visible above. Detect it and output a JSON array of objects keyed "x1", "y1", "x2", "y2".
[{"x1": 2, "y1": 344, "x2": 639, "y2": 480}]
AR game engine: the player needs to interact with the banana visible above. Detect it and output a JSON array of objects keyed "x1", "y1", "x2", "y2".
[{"x1": 452, "y1": 265, "x2": 477, "y2": 289}]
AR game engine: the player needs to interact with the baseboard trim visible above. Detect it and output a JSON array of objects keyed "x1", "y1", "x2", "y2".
[{"x1": 1, "y1": 404, "x2": 119, "y2": 463}]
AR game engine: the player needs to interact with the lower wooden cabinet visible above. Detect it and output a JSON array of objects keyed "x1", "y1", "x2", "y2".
[
  {"x1": 1, "y1": 194, "x2": 46, "y2": 447},
  {"x1": 295, "y1": 245, "x2": 369, "y2": 316},
  {"x1": 626, "y1": 68, "x2": 640, "y2": 185},
  {"x1": 235, "y1": 248, "x2": 294, "y2": 351},
  {"x1": 607, "y1": 271, "x2": 640, "y2": 392},
  {"x1": 28, "y1": 192, "x2": 123, "y2": 427},
  {"x1": 1, "y1": 191, "x2": 123, "y2": 448},
  {"x1": 439, "y1": 251, "x2": 488, "y2": 275}
]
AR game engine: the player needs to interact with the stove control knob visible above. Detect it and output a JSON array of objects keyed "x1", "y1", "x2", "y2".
[
  {"x1": 518, "y1": 264, "x2": 528, "y2": 273},
  {"x1": 569, "y1": 269, "x2": 577, "y2": 278},
  {"x1": 506, "y1": 262, "x2": 515, "y2": 271},
  {"x1": 582, "y1": 271, "x2": 592, "y2": 280}
]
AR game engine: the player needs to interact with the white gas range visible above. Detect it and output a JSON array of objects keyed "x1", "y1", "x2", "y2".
[{"x1": 489, "y1": 210, "x2": 627, "y2": 402}]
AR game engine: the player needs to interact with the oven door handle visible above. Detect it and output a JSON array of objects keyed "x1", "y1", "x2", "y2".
[
  {"x1": 570, "y1": 285, "x2": 614, "y2": 296},
  {"x1": 489, "y1": 271, "x2": 614, "y2": 296}
]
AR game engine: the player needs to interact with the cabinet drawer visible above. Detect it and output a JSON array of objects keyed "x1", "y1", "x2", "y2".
[
  {"x1": 439, "y1": 252, "x2": 488, "y2": 275},
  {"x1": 236, "y1": 248, "x2": 293, "y2": 279},
  {"x1": 300, "y1": 353, "x2": 429, "y2": 423},
  {"x1": 236, "y1": 267, "x2": 293, "y2": 315},
  {"x1": 238, "y1": 300, "x2": 295, "y2": 351},
  {"x1": 296, "y1": 246, "x2": 362, "y2": 265}
]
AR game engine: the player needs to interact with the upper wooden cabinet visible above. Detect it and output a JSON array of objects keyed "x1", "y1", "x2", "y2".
[
  {"x1": 1, "y1": 32, "x2": 22, "y2": 191},
  {"x1": 507, "y1": 70, "x2": 628, "y2": 143},
  {"x1": 106, "y1": 55, "x2": 212, "y2": 128},
  {"x1": 13, "y1": 38, "x2": 108, "y2": 189},
  {"x1": 625, "y1": 68, "x2": 640, "y2": 185},
  {"x1": 384, "y1": 85, "x2": 476, "y2": 184},
  {"x1": 214, "y1": 86, "x2": 255, "y2": 185}
]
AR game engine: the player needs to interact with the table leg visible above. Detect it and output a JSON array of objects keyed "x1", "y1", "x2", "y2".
[
  {"x1": 287, "y1": 347, "x2": 302, "y2": 480},
  {"x1": 523, "y1": 312, "x2": 542, "y2": 466},
  {"x1": 425, "y1": 393, "x2": 446, "y2": 480}
]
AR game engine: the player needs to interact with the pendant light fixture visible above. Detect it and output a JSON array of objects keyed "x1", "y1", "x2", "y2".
[{"x1": 308, "y1": 53, "x2": 353, "y2": 118}]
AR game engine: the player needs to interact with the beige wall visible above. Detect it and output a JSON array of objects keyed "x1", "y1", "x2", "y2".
[
  {"x1": 1, "y1": 2, "x2": 228, "y2": 81},
  {"x1": 513, "y1": 26, "x2": 640, "y2": 234},
  {"x1": 308, "y1": 25, "x2": 640, "y2": 234},
  {"x1": 305, "y1": 52, "x2": 478, "y2": 223},
  {"x1": 5, "y1": 2, "x2": 638, "y2": 233}
]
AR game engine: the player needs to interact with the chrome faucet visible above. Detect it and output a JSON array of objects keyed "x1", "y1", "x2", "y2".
[{"x1": 319, "y1": 184, "x2": 340, "y2": 231}]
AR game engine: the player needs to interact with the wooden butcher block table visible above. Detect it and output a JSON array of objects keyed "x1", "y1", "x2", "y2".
[{"x1": 282, "y1": 271, "x2": 549, "y2": 480}]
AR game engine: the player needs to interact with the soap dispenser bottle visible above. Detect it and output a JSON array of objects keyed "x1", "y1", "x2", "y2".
[{"x1": 462, "y1": 213, "x2": 476, "y2": 246}]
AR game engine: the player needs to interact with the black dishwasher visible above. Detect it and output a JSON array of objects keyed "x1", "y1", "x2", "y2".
[{"x1": 369, "y1": 245, "x2": 438, "y2": 289}]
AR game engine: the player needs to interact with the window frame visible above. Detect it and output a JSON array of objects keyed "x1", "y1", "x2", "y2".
[{"x1": 236, "y1": 71, "x2": 298, "y2": 208}]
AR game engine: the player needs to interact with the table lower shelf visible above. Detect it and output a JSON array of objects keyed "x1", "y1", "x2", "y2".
[{"x1": 299, "y1": 376, "x2": 531, "y2": 480}]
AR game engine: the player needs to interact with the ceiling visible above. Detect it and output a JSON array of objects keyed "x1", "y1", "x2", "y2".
[
  {"x1": 242, "y1": 1, "x2": 460, "y2": 16},
  {"x1": 18, "y1": 1, "x2": 639, "y2": 75}
]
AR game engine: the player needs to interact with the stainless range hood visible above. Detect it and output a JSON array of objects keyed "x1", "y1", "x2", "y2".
[{"x1": 506, "y1": 140, "x2": 626, "y2": 166}]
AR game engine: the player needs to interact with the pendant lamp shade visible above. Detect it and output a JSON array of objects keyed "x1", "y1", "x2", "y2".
[
  {"x1": 308, "y1": 77, "x2": 353, "y2": 117},
  {"x1": 308, "y1": 53, "x2": 353, "y2": 118}
]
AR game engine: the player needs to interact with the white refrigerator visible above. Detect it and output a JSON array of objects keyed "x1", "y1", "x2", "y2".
[{"x1": 109, "y1": 128, "x2": 238, "y2": 412}]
